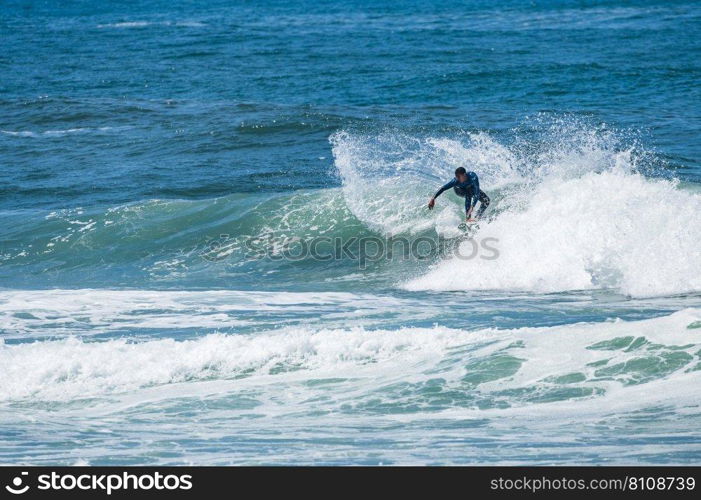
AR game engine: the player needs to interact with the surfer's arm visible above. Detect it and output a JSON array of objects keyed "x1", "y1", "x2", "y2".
[
  {"x1": 433, "y1": 179, "x2": 456, "y2": 199},
  {"x1": 429, "y1": 179, "x2": 455, "y2": 209}
]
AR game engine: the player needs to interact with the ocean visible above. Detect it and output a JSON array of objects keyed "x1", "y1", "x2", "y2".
[{"x1": 1, "y1": 0, "x2": 700, "y2": 465}]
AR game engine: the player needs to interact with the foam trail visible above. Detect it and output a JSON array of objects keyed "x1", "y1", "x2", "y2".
[
  {"x1": 1, "y1": 127, "x2": 121, "y2": 138},
  {"x1": 1, "y1": 309, "x2": 699, "y2": 411},
  {"x1": 0, "y1": 289, "x2": 403, "y2": 337},
  {"x1": 407, "y1": 166, "x2": 701, "y2": 297}
]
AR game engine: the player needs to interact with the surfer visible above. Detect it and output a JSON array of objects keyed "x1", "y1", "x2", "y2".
[{"x1": 428, "y1": 167, "x2": 490, "y2": 222}]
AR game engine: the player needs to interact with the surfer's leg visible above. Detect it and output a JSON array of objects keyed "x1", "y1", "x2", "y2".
[{"x1": 476, "y1": 190, "x2": 490, "y2": 218}]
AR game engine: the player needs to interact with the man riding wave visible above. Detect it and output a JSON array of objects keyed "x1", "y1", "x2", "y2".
[{"x1": 428, "y1": 167, "x2": 490, "y2": 222}]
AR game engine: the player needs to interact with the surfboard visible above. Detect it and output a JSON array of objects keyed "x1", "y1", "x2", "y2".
[{"x1": 458, "y1": 222, "x2": 479, "y2": 236}]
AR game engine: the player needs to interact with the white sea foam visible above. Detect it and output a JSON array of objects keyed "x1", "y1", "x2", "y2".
[
  {"x1": 1, "y1": 127, "x2": 120, "y2": 138},
  {"x1": 407, "y1": 169, "x2": 701, "y2": 296},
  {"x1": 97, "y1": 21, "x2": 205, "y2": 29},
  {"x1": 97, "y1": 21, "x2": 152, "y2": 28},
  {"x1": 0, "y1": 289, "x2": 402, "y2": 336},
  {"x1": 0, "y1": 308, "x2": 699, "y2": 412}
]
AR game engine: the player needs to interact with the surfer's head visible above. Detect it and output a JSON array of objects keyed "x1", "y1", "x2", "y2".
[{"x1": 455, "y1": 166, "x2": 467, "y2": 182}]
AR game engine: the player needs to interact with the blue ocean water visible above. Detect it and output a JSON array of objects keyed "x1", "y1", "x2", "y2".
[{"x1": 1, "y1": 0, "x2": 701, "y2": 464}]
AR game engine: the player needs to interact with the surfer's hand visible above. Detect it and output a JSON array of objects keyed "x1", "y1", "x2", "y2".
[
  {"x1": 467, "y1": 217, "x2": 477, "y2": 223},
  {"x1": 428, "y1": 198, "x2": 435, "y2": 210}
]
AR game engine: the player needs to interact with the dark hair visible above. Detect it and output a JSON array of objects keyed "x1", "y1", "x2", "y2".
[{"x1": 455, "y1": 167, "x2": 466, "y2": 176}]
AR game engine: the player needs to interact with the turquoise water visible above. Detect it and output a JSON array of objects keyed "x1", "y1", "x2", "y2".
[{"x1": 1, "y1": 0, "x2": 701, "y2": 464}]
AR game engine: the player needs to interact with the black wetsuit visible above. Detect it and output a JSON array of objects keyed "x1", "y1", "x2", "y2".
[{"x1": 434, "y1": 172, "x2": 490, "y2": 218}]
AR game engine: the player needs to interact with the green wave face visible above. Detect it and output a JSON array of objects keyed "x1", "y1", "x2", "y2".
[{"x1": 0, "y1": 188, "x2": 444, "y2": 290}]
